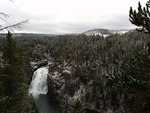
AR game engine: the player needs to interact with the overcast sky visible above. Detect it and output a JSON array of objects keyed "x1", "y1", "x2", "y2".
[{"x1": 0, "y1": 0, "x2": 146, "y2": 34}]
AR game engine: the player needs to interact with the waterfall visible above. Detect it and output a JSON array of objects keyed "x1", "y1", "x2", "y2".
[
  {"x1": 29, "y1": 66, "x2": 49, "y2": 96},
  {"x1": 28, "y1": 63, "x2": 60, "y2": 113}
]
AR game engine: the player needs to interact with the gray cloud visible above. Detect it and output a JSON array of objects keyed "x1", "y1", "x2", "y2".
[
  {"x1": 0, "y1": 0, "x2": 137, "y2": 34},
  {"x1": 18, "y1": 14, "x2": 134, "y2": 34}
]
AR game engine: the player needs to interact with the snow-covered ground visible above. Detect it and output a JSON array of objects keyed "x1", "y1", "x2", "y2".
[{"x1": 84, "y1": 29, "x2": 133, "y2": 37}]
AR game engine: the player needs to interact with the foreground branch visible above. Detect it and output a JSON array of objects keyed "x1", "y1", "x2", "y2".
[{"x1": 0, "y1": 20, "x2": 28, "y2": 31}]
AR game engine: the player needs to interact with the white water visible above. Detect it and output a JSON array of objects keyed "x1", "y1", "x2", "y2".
[{"x1": 29, "y1": 66, "x2": 49, "y2": 96}]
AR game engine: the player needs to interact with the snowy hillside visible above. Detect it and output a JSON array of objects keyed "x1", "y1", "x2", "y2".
[{"x1": 83, "y1": 29, "x2": 133, "y2": 37}]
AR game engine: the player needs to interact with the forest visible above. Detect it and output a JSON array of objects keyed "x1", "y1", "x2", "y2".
[
  {"x1": 0, "y1": 0, "x2": 150, "y2": 113},
  {"x1": 0, "y1": 30, "x2": 149, "y2": 113}
]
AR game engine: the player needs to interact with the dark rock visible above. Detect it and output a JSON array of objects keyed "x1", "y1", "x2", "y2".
[
  {"x1": 23, "y1": 62, "x2": 34, "y2": 84},
  {"x1": 49, "y1": 63, "x2": 55, "y2": 73},
  {"x1": 31, "y1": 60, "x2": 48, "y2": 71},
  {"x1": 83, "y1": 108, "x2": 101, "y2": 113},
  {"x1": 47, "y1": 76, "x2": 60, "y2": 101},
  {"x1": 37, "y1": 60, "x2": 48, "y2": 68}
]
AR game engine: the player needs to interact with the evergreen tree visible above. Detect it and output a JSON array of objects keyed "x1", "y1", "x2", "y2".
[
  {"x1": 129, "y1": 1, "x2": 150, "y2": 33},
  {"x1": 109, "y1": 1, "x2": 150, "y2": 112},
  {"x1": 0, "y1": 31, "x2": 39, "y2": 113},
  {"x1": 129, "y1": 0, "x2": 150, "y2": 53}
]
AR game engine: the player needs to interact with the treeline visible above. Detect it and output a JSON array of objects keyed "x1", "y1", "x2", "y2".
[{"x1": 13, "y1": 31, "x2": 148, "y2": 62}]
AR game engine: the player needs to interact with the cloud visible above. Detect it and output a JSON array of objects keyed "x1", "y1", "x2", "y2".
[
  {"x1": 0, "y1": 0, "x2": 141, "y2": 33},
  {"x1": 16, "y1": 14, "x2": 134, "y2": 34}
]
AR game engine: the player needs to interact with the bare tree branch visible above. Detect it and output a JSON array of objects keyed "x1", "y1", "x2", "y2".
[
  {"x1": 0, "y1": 1, "x2": 29, "y2": 32},
  {"x1": 0, "y1": 20, "x2": 28, "y2": 31},
  {"x1": 0, "y1": 12, "x2": 9, "y2": 17},
  {"x1": 0, "y1": 12, "x2": 9, "y2": 22}
]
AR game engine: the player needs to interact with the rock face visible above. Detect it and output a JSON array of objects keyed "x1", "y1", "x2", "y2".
[
  {"x1": 30, "y1": 60, "x2": 48, "y2": 71},
  {"x1": 46, "y1": 60, "x2": 117, "y2": 113},
  {"x1": 47, "y1": 62, "x2": 74, "y2": 105},
  {"x1": 23, "y1": 61, "x2": 34, "y2": 84},
  {"x1": 47, "y1": 73, "x2": 66, "y2": 102},
  {"x1": 37, "y1": 60, "x2": 48, "y2": 68},
  {"x1": 47, "y1": 76, "x2": 58, "y2": 98}
]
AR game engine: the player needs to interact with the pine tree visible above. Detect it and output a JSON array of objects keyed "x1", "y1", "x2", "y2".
[
  {"x1": 109, "y1": 1, "x2": 150, "y2": 112},
  {"x1": 129, "y1": 1, "x2": 150, "y2": 33},
  {"x1": 0, "y1": 31, "x2": 39, "y2": 113},
  {"x1": 129, "y1": 0, "x2": 150, "y2": 53}
]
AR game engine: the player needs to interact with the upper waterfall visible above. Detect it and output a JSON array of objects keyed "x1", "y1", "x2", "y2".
[{"x1": 29, "y1": 66, "x2": 49, "y2": 96}]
